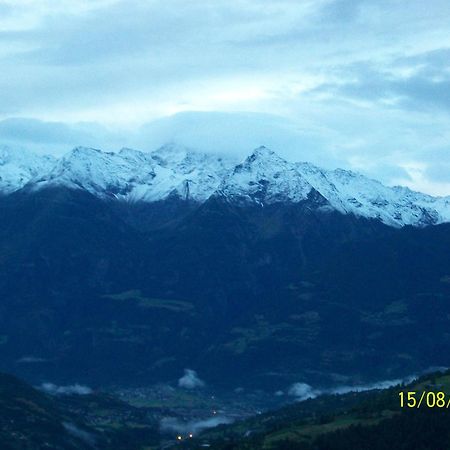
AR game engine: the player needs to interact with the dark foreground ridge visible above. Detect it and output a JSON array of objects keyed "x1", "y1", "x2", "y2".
[
  {"x1": 180, "y1": 370, "x2": 450, "y2": 450},
  {"x1": 0, "y1": 372, "x2": 160, "y2": 449},
  {"x1": 3, "y1": 369, "x2": 450, "y2": 449}
]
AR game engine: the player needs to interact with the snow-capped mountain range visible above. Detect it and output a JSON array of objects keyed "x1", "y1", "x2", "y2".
[{"x1": 0, "y1": 143, "x2": 449, "y2": 228}]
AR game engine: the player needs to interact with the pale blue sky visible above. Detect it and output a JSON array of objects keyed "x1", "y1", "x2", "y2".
[{"x1": 0, "y1": 0, "x2": 449, "y2": 194}]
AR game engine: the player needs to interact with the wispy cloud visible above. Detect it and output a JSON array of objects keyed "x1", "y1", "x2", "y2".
[
  {"x1": 178, "y1": 369, "x2": 205, "y2": 389},
  {"x1": 40, "y1": 382, "x2": 93, "y2": 395},
  {"x1": 160, "y1": 416, "x2": 233, "y2": 435}
]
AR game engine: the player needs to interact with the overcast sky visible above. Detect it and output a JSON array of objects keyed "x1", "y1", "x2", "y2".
[{"x1": 0, "y1": 0, "x2": 449, "y2": 195}]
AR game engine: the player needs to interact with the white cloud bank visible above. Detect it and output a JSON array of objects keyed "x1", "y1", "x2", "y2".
[{"x1": 0, "y1": 1, "x2": 449, "y2": 195}]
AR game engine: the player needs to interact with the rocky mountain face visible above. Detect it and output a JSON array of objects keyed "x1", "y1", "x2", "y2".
[
  {"x1": 0, "y1": 144, "x2": 449, "y2": 390},
  {"x1": 1, "y1": 143, "x2": 449, "y2": 227},
  {"x1": 0, "y1": 145, "x2": 56, "y2": 193}
]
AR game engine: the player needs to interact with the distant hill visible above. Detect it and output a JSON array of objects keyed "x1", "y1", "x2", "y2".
[
  {"x1": 0, "y1": 372, "x2": 160, "y2": 449},
  {"x1": 0, "y1": 372, "x2": 101, "y2": 449}
]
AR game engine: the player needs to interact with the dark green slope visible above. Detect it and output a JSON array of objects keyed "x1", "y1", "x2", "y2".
[
  {"x1": 0, "y1": 372, "x2": 99, "y2": 449},
  {"x1": 0, "y1": 188, "x2": 449, "y2": 388},
  {"x1": 0, "y1": 372, "x2": 161, "y2": 450},
  {"x1": 186, "y1": 371, "x2": 450, "y2": 450}
]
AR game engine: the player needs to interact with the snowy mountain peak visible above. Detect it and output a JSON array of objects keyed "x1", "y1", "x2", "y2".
[
  {"x1": 241, "y1": 145, "x2": 285, "y2": 168},
  {"x1": 221, "y1": 146, "x2": 314, "y2": 205},
  {"x1": 0, "y1": 145, "x2": 56, "y2": 193},
  {"x1": 150, "y1": 143, "x2": 201, "y2": 166},
  {"x1": 248, "y1": 145, "x2": 277, "y2": 158},
  {"x1": 148, "y1": 144, "x2": 236, "y2": 201},
  {"x1": 118, "y1": 147, "x2": 150, "y2": 161},
  {"x1": 0, "y1": 143, "x2": 449, "y2": 228},
  {"x1": 0, "y1": 145, "x2": 53, "y2": 166},
  {"x1": 71, "y1": 146, "x2": 104, "y2": 156},
  {"x1": 296, "y1": 161, "x2": 450, "y2": 227}
]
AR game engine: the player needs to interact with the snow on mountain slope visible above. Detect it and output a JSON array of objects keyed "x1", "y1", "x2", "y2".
[
  {"x1": 296, "y1": 162, "x2": 450, "y2": 227},
  {"x1": 0, "y1": 143, "x2": 449, "y2": 228},
  {"x1": 32, "y1": 146, "x2": 156, "y2": 198},
  {"x1": 326, "y1": 170, "x2": 440, "y2": 227},
  {"x1": 217, "y1": 146, "x2": 315, "y2": 205},
  {"x1": 149, "y1": 143, "x2": 235, "y2": 201},
  {"x1": 295, "y1": 161, "x2": 348, "y2": 213},
  {"x1": 30, "y1": 143, "x2": 235, "y2": 202},
  {"x1": 0, "y1": 145, "x2": 56, "y2": 193}
]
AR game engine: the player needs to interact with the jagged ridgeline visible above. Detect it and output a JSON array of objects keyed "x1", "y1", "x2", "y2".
[
  {"x1": 1, "y1": 143, "x2": 449, "y2": 227},
  {"x1": 0, "y1": 144, "x2": 449, "y2": 388}
]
